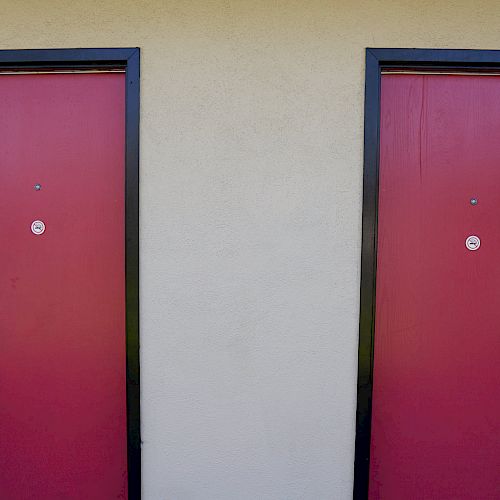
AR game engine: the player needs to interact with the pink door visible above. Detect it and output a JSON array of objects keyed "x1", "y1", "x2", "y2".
[
  {"x1": 0, "y1": 72, "x2": 128, "y2": 498},
  {"x1": 370, "y1": 73, "x2": 500, "y2": 499}
]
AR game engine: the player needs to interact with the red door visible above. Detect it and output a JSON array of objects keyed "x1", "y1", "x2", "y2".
[
  {"x1": 370, "y1": 73, "x2": 500, "y2": 499},
  {"x1": 0, "y1": 72, "x2": 128, "y2": 498}
]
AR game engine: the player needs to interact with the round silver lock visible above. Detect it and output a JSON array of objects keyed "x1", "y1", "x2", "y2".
[
  {"x1": 31, "y1": 220, "x2": 46, "y2": 235},
  {"x1": 465, "y1": 235, "x2": 480, "y2": 251}
]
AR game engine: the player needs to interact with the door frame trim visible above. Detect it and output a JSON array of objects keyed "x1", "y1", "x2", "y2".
[
  {"x1": 0, "y1": 48, "x2": 141, "y2": 499},
  {"x1": 355, "y1": 47, "x2": 500, "y2": 499}
]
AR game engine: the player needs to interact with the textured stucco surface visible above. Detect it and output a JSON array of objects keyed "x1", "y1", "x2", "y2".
[{"x1": 3, "y1": 1, "x2": 500, "y2": 498}]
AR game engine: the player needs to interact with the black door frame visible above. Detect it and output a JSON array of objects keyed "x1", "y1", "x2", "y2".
[
  {"x1": 0, "y1": 48, "x2": 141, "y2": 499},
  {"x1": 355, "y1": 47, "x2": 500, "y2": 499}
]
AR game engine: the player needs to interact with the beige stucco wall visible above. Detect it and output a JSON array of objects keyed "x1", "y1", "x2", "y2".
[{"x1": 3, "y1": 1, "x2": 500, "y2": 498}]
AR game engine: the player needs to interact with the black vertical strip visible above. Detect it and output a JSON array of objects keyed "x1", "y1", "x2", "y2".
[
  {"x1": 124, "y1": 48, "x2": 141, "y2": 500},
  {"x1": 353, "y1": 48, "x2": 381, "y2": 500}
]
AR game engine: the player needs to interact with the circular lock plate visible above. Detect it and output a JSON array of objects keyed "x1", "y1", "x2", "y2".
[
  {"x1": 31, "y1": 220, "x2": 46, "y2": 235},
  {"x1": 465, "y1": 235, "x2": 480, "y2": 251}
]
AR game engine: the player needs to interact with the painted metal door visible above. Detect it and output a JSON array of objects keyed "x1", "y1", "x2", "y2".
[
  {"x1": 0, "y1": 72, "x2": 128, "y2": 498},
  {"x1": 370, "y1": 73, "x2": 500, "y2": 499}
]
